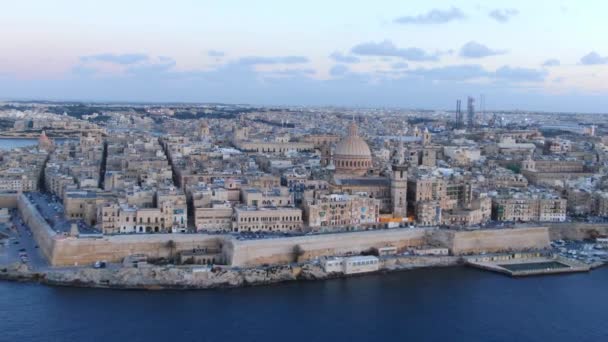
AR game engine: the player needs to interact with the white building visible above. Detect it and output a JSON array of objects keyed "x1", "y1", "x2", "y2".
[
  {"x1": 343, "y1": 256, "x2": 380, "y2": 274},
  {"x1": 321, "y1": 257, "x2": 344, "y2": 273}
]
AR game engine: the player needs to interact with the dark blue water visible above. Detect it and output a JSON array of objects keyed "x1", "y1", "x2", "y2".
[
  {"x1": 0, "y1": 138, "x2": 37, "y2": 150},
  {"x1": 0, "y1": 138, "x2": 72, "y2": 150},
  {"x1": 1, "y1": 267, "x2": 607, "y2": 342}
]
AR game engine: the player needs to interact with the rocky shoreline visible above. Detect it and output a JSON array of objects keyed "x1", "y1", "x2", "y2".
[{"x1": 0, "y1": 256, "x2": 462, "y2": 290}]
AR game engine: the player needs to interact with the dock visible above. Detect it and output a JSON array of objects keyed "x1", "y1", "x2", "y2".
[{"x1": 465, "y1": 252, "x2": 590, "y2": 277}]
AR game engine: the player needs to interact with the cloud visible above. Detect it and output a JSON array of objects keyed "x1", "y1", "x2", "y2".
[
  {"x1": 542, "y1": 58, "x2": 560, "y2": 67},
  {"x1": 237, "y1": 56, "x2": 309, "y2": 65},
  {"x1": 580, "y1": 51, "x2": 608, "y2": 65},
  {"x1": 488, "y1": 9, "x2": 519, "y2": 22},
  {"x1": 494, "y1": 66, "x2": 547, "y2": 82},
  {"x1": 80, "y1": 53, "x2": 149, "y2": 65},
  {"x1": 75, "y1": 54, "x2": 175, "y2": 79},
  {"x1": 330, "y1": 64, "x2": 349, "y2": 77},
  {"x1": 266, "y1": 68, "x2": 316, "y2": 78},
  {"x1": 351, "y1": 40, "x2": 439, "y2": 61},
  {"x1": 406, "y1": 64, "x2": 546, "y2": 83},
  {"x1": 459, "y1": 41, "x2": 507, "y2": 58},
  {"x1": 208, "y1": 50, "x2": 225, "y2": 57},
  {"x1": 126, "y1": 57, "x2": 177, "y2": 77},
  {"x1": 5, "y1": 54, "x2": 602, "y2": 113},
  {"x1": 394, "y1": 7, "x2": 465, "y2": 24},
  {"x1": 392, "y1": 62, "x2": 408, "y2": 69},
  {"x1": 408, "y1": 64, "x2": 489, "y2": 81},
  {"x1": 330, "y1": 52, "x2": 360, "y2": 64}
]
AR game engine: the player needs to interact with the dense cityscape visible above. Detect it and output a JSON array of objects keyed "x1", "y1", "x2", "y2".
[{"x1": 1, "y1": 100, "x2": 607, "y2": 285}]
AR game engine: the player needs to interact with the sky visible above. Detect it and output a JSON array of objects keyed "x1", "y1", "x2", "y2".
[{"x1": 1, "y1": 0, "x2": 608, "y2": 112}]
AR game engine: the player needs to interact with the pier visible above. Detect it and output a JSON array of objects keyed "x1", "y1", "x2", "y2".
[{"x1": 465, "y1": 252, "x2": 590, "y2": 277}]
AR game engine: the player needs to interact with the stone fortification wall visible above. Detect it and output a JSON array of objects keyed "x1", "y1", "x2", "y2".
[
  {"x1": 228, "y1": 228, "x2": 428, "y2": 267},
  {"x1": 52, "y1": 234, "x2": 226, "y2": 267},
  {"x1": 16, "y1": 193, "x2": 226, "y2": 266},
  {"x1": 545, "y1": 223, "x2": 608, "y2": 241},
  {"x1": 435, "y1": 227, "x2": 550, "y2": 255},
  {"x1": 0, "y1": 193, "x2": 18, "y2": 208},
  {"x1": 17, "y1": 194, "x2": 57, "y2": 262},
  {"x1": 14, "y1": 190, "x2": 553, "y2": 268}
]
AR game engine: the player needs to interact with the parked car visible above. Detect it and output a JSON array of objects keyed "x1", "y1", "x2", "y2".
[{"x1": 94, "y1": 260, "x2": 107, "y2": 269}]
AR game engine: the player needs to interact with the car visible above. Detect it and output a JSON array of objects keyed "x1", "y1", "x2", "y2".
[{"x1": 94, "y1": 260, "x2": 107, "y2": 269}]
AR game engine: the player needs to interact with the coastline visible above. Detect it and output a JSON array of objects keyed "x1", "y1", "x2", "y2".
[
  {"x1": 4, "y1": 192, "x2": 607, "y2": 290},
  {"x1": 0, "y1": 256, "x2": 462, "y2": 290}
]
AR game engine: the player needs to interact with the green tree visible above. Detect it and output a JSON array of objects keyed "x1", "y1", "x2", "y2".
[
  {"x1": 293, "y1": 244, "x2": 305, "y2": 263},
  {"x1": 166, "y1": 240, "x2": 176, "y2": 262}
]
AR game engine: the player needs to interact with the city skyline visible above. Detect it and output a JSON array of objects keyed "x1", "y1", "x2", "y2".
[
  {"x1": 4, "y1": 2, "x2": 608, "y2": 340},
  {"x1": 2, "y1": 1, "x2": 608, "y2": 112}
]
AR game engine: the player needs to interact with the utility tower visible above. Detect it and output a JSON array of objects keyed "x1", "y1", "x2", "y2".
[
  {"x1": 467, "y1": 96, "x2": 475, "y2": 128},
  {"x1": 455, "y1": 99, "x2": 463, "y2": 128}
]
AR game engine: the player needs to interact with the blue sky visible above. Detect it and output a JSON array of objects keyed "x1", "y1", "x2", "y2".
[{"x1": 1, "y1": 1, "x2": 608, "y2": 112}]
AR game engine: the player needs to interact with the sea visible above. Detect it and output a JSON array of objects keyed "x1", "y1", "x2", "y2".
[
  {"x1": 1, "y1": 266, "x2": 607, "y2": 342},
  {"x1": 0, "y1": 138, "x2": 72, "y2": 150},
  {"x1": 0, "y1": 138, "x2": 38, "y2": 150}
]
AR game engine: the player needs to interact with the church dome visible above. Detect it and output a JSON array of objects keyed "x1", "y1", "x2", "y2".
[
  {"x1": 38, "y1": 130, "x2": 54, "y2": 150},
  {"x1": 333, "y1": 122, "x2": 372, "y2": 176},
  {"x1": 334, "y1": 122, "x2": 372, "y2": 158}
]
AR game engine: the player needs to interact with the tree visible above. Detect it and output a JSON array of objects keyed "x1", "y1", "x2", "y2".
[
  {"x1": 506, "y1": 163, "x2": 521, "y2": 174},
  {"x1": 166, "y1": 240, "x2": 176, "y2": 262},
  {"x1": 293, "y1": 244, "x2": 305, "y2": 263},
  {"x1": 588, "y1": 229, "x2": 600, "y2": 240}
]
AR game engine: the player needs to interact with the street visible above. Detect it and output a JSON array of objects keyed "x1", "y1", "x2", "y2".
[{"x1": 0, "y1": 209, "x2": 48, "y2": 270}]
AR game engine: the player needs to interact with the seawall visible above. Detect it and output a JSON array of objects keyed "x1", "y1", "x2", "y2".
[
  {"x1": 0, "y1": 193, "x2": 18, "y2": 208},
  {"x1": 430, "y1": 227, "x2": 551, "y2": 255},
  {"x1": 227, "y1": 228, "x2": 428, "y2": 267},
  {"x1": 13, "y1": 193, "x2": 229, "y2": 266},
  {"x1": 545, "y1": 223, "x2": 608, "y2": 241},
  {"x1": 16, "y1": 193, "x2": 58, "y2": 262},
  {"x1": 51, "y1": 234, "x2": 228, "y2": 266}
]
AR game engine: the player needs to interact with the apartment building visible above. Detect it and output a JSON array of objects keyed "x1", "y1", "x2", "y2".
[{"x1": 303, "y1": 193, "x2": 381, "y2": 231}]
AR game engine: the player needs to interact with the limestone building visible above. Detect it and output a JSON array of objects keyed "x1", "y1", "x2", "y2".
[
  {"x1": 194, "y1": 203, "x2": 233, "y2": 232},
  {"x1": 303, "y1": 193, "x2": 381, "y2": 231},
  {"x1": 492, "y1": 191, "x2": 567, "y2": 222},
  {"x1": 232, "y1": 206, "x2": 303, "y2": 232},
  {"x1": 241, "y1": 187, "x2": 294, "y2": 207}
]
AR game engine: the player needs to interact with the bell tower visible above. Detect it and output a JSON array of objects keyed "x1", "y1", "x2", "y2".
[
  {"x1": 391, "y1": 164, "x2": 408, "y2": 218},
  {"x1": 423, "y1": 128, "x2": 431, "y2": 145}
]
